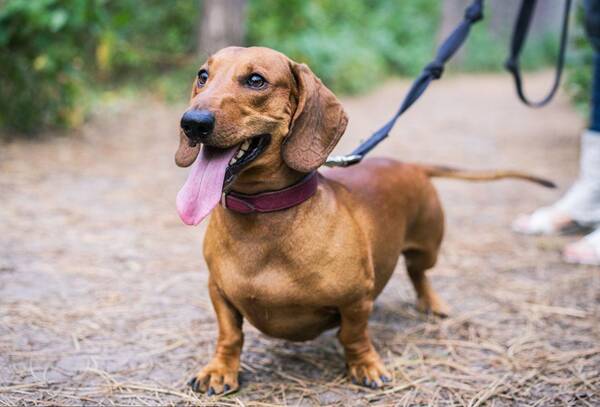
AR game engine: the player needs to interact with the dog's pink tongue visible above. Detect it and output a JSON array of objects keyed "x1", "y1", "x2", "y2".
[{"x1": 176, "y1": 145, "x2": 238, "y2": 225}]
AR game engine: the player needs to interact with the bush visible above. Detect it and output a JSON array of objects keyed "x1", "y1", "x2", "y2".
[
  {"x1": 462, "y1": 22, "x2": 560, "y2": 73},
  {"x1": 94, "y1": 1, "x2": 198, "y2": 80},
  {"x1": 566, "y1": 5, "x2": 594, "y2": 114},
  {"x1": 0, "y1": 0, "x2": 198, "y2": 135},
  {"x1": 1, "y1": 0, "x2": 585, "y2": 135},
  {"x1": 247, "y1": 0, "x2": 440, "y2": 94},
  {"x1": 0, "y1": 0, "x2": 104, "y2": 133}
]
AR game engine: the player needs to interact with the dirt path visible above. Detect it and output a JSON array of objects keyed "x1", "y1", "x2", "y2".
[{"x1": 1, "y1": 72, "x2": 599, "y2": 406}]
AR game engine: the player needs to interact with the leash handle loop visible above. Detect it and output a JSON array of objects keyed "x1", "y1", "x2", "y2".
[
  {"x1": 325, "y1": 0, "x2": 573, "y2": 168},
  {"x1": 506, "y1": 0, "x2": 573, "y2": 108}
]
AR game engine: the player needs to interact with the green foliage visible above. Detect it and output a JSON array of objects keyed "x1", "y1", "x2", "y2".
[
  {"x1": 247, "y1": 0, "x2": 440, "y2": 94},
  {"x1": 566, "y1": 5, "x2": 594, "y2": 113},
  {"x1": 0, "y1": 0, "x2": 198, "y2": 134},
  {"x1": 1, "y1": 0, "x2": 585, "y2": 135},
  {"x1": 95, "y1": 1, "x2": 197, "y2": 79},
  {"x1": 462, "y1": 11, "x2": 559, "y2": 72},
  {"x1": 0, "y1": 0, "x2": 104, "y2": 133}
]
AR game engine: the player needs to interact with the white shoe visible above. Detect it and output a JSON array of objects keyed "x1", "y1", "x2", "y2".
[
  {"x1": 512, "y1": 130, "x2": 600, "y2": 235},
  {"x1": 512, "y1": 206, "x2": 579, "y2": 235},
  {"x1": 563, "y1": 228, "x2": 600, "y2": 266}
]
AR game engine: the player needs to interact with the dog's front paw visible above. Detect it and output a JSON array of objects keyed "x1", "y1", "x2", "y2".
[
  {"x1": 347, "y1": 355, "x2": 392, "y2": 389},
  {"x1": 188, "y1": 358, "x2": 240, "y2": 395}
]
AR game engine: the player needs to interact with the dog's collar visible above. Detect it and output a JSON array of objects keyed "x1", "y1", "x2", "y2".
[{"x1": 221, "y1": 172, "x2": 319, "y2": 214}]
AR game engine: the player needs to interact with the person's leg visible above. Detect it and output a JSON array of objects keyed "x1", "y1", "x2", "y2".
[
  {"x1": 591, "y1": 52, "x2": 600, "y2": 133},
  {"x1": 512, "y1": 46, "x2": 600, "y2": 235},
  {"x1": 512, "y1": 124, "x2": 600, "y2": 234},
  {"x1": 563, "y1": 50, "x2": 600, "y2": 265},
  {"x1": 514, "y1": 1, "x2": 600, "y2": 264}
]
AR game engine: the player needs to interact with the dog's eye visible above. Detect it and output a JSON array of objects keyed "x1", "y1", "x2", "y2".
[
  {"x1": 197, "y1": 69, "x2": 209, "y2": 87},
  {"x1": 246, "y1": 73, "x2": 266, "y2": 89}
]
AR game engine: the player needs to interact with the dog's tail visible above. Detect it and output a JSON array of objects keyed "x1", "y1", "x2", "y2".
[{"x1": 421, "y1": 165, "x2": 556, "y2": 188}]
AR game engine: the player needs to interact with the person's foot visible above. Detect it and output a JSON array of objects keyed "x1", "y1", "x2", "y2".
[
  {"x1": 512, "y1": 206, "x2": 580, "y2": 235},
  {"x1": 563, "y1": 228, "x2": 600, "y2": 266},
  {"x1": 512, "y1": 130, "x2": 600, "y2": 235}
]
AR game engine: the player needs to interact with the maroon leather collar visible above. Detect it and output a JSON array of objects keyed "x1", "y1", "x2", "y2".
[{"x1": 221, "y1": 172, "x2": 319, "y2": 214}]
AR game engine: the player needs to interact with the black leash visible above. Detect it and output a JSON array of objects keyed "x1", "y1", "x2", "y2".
[
  {"x1": 505, "y1": 0, "x2": 573, "y2": 107},
  {"x1": 325, "y1": 0, "x2": 572, "y2": 168},
  {"x1": 325, "y1": 0, "x2": 485, "y2": 167}
]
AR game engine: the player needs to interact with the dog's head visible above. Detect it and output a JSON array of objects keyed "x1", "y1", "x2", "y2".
[{"x1": 175, "y1": 47, "x2": 348, "y2": 225}]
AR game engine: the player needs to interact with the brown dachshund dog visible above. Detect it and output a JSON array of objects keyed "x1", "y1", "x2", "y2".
[{"x1": 175, "y1": 47, "x2": 553, "y2": 395}]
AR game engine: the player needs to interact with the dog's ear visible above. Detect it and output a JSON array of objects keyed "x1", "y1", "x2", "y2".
[
  {"x1": 282, "y1": 62, "x2": 348, "y2": 172},
  {"x1": 175, "y1": 79, "x2": 201, "y2": 167}
]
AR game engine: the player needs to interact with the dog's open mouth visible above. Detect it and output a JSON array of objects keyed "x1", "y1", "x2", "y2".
[
  {"x1": 223, "y1": 134, "x2": 271, "y2": 189},
  {"x1": 176, "y1": 134, "x2": 271, "y2": 226}
]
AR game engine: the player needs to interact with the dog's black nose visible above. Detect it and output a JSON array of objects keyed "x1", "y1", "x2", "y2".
[{"x1": 180, "y1": 110, "x2": 215, "y2": 143}]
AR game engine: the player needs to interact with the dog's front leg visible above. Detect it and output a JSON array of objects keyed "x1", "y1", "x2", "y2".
[
  {"x1": 189, "y1": 279, "x2": 243, "y2": 395},
  {"x1": 338, "y1": 300, "x2": 391, "y2": 389}
]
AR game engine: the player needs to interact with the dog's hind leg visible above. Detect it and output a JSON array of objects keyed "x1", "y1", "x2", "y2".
[{"x1": 404, "y1": 249, "x2": 450, "y2": 317}]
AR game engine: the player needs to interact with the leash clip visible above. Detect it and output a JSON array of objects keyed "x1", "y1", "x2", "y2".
[{"x1": 324, "y1": 154, "x2": 363, "y2": 168}]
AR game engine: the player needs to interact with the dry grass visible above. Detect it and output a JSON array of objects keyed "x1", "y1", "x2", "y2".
[{"x1": 1, "y1": 72, "x2": 599, "y2": 406}]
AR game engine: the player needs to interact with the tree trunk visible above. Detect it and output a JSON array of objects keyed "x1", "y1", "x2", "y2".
[{"x1": 198, "y1": 0, "x2": 247, "y2": 57}]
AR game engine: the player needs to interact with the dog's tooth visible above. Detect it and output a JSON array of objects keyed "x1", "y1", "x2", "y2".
[
  {"x1": 236, "y1": 150, "x2": 245, "y2": 158},
  {"x1": 230, "y1": 157, "x2": 237, "y2": 164},
  {"x1": 241, "y1": 140, "x2": 250, "y2": 151}
]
